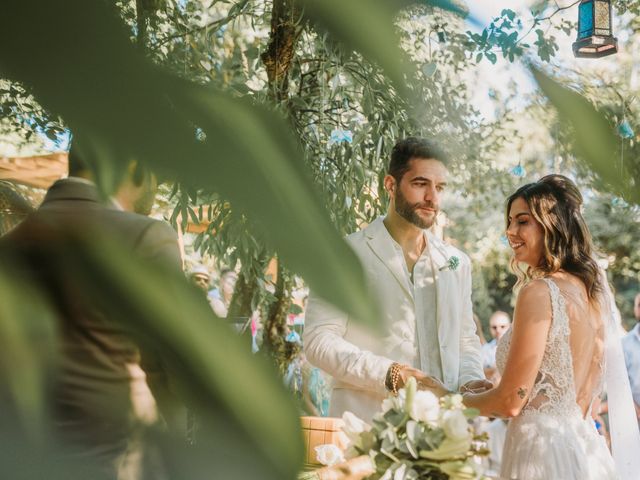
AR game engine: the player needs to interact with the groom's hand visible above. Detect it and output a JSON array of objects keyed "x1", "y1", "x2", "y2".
[
  {"x1": 394, "y1": 367, "x2": 451, "y2": 397},
  {"x1": 416, "y1": 375, "x2": 450, "y2": 398},
  {"x1": 460, "y1": 379, "x2": 493, "y2": 394},
  {"x1": 397, "y1": 366, "x2": 428, "y2": 390}
]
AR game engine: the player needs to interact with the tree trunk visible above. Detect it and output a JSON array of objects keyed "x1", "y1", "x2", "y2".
[
  {"x1": 256, "y1": 0, "x2": 303, "y2": 370},
  {"x1": 262, "y1": 261, "x2": 297, "y2": 373},
  {"x1": 227, "y1": 271, "x2": 258, "y2": 321},
  {"x1": 135, "y1": 0, "x2": 149, "y2": 49},
  {"x1": 261, "y1": 0, "x2": 303, "y2": 102}
]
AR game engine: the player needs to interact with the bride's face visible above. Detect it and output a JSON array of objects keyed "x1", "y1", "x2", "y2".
[{"x1": 506, "y1": 197, "x2": 545, "y2": 267}]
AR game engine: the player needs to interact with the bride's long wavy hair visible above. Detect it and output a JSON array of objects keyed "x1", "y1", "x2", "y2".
[{"x1": 506, "y1": 174, "x2": 602, "y2": 300}]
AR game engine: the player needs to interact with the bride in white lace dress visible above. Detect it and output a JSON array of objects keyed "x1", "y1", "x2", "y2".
[{"x1": 461, "y1": 175, "x2": 640, "y2": 480}]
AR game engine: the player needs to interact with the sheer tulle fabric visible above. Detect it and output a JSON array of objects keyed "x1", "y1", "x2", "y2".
[
  {"x1": 496, "y1": 278, "x2": 618, "y2": 480},
  {"x1": 601, "y1": 277, "x2": 640, "y2": 479},
  {"x1": 500, "y1": 411, "x2": 616, "y2": 480}
]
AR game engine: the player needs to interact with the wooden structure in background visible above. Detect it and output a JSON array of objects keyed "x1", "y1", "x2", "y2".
[
  {"x1": 0, "y1": 152, "x2": 68, "y2": 189},
  {"x1": 0, "y1": 152, "x2": 210, "y2": 235}
]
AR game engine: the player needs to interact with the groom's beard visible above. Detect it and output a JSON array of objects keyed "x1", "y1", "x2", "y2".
[{"x1": 395, "y1": 188, "x2": 437, "y2": 229}]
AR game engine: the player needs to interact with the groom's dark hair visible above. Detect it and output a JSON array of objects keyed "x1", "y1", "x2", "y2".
[{"x1": 388, "y1": 137, "x2": 448, "y2": 183}]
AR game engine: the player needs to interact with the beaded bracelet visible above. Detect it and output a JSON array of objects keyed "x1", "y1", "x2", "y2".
[{"x1": 385, "y1": 362, "x2": 409, "y2": 395}]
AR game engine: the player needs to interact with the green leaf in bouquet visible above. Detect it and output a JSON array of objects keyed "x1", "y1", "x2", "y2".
[
  {"x1": 405, "y1": 420, "x2": 424, "y2": 445},
  {"x1": 404, "y1": 438, "x2": 419, "y2": 460},
  {"x1": 383, "y1": 408, "x2": 408, "y2": 428},
  {"x1": 380, "y1": 437, "x2": 402, "y2": 462},
  {"x1": 374, "y1": 451, "x2": 394, "y2": 473},
  {"x1": 360, "y1": 430, "x2": 379, "y2": 453},
  {"x1": 420, "y1": 435, "x2": 472, "y2": 461},
  {"x1": 396, "y1": 440, "x2": 410, "y2": 456},
  {"x1": 463, "y1": 407, "x2": 480, "y2": 419},
  {"x1": 372, "y1": 416, "x2": 389, "y2": 432},
  {"x1": 381, "y1": 425, "x2": 399, "y2": 445},
  {"x1": 385, "y1": 461, "x2": 418, "y2": 480},
  {"x1": 439, "y1": 460, "x2": 478, "y2": 479},
  {"x1": 419, "y1": 428, "x2": 446, "y2": 451}
]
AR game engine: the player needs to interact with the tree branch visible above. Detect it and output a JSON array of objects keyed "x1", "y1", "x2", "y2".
[{"x1": 517, "y1": 0, "x2": 580, "y2": 45}]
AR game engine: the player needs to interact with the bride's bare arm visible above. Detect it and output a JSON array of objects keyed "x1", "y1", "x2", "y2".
[{"x1": 463, "y1": 279, "x2": 552, "y2": 417}]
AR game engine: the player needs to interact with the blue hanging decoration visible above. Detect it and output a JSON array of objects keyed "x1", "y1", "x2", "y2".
[
  {"x1": 510, "y1": 163, "x2": 526, "y2": 178},
  {"x1": 215, "y1": 24, "x2": 227, "y2": 39},
  {"x1": 285, "y1": 330, "x2": 301, "y2": 344},
  {"x1": 500, "y1": 235, "x2": 510, "y2": 246},
  {"x1": 328, "y1": 128, "x2": 353, "y2": 146},
  {"x1": 422, "y1": 63, "x2": 438, "y2": 77},
  {"x1": 617, "y1": 119, "x2": 635, "y2": 139},
  {"x1": 611, "y1": 197, "x2": 629, "y2": 208}
]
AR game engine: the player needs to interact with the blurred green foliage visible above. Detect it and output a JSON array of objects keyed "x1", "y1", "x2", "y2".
[{"x1": 1, "y1": 1, "x2": 640, "y2": 478}]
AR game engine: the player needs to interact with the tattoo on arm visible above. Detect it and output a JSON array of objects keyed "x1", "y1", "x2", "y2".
[{"x1": 517, "y1": 387, "x2": 527, "y2": 399}]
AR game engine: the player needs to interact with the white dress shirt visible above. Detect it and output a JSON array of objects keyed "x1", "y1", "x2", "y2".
[{"x1": 389, "y1": 233, "x2": 442, "y2": 379}]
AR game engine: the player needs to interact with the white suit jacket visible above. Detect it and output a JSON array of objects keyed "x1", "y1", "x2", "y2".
[{"x1": 303, "y1": 217, "x2": 484, "y2": 421}]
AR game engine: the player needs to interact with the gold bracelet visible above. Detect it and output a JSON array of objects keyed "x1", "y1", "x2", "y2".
[{"x1": 386, "y1": 362, "x2": 409, "y2": 396}]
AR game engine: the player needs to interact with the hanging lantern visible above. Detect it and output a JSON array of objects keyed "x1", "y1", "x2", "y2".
[{"x1": 572, "y1": 0, "x2": 618, "y2": 58}]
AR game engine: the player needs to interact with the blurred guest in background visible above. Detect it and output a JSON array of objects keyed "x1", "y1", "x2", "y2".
[
  {"x1": 623, "y1": 292, "x2": 640, "y2": 424},
  {"x1": 481, "y1": 311, "x2": 511, "y2": 385},
  {"x1": 208, "y1": 268, "x2": 237, "y2": 318},
  {"x1": 189, "y1": 265, "x2": 212, "y2": 295}
]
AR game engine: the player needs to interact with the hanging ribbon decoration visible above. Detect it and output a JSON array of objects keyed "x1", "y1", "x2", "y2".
[{"x1": 510, "y1": 162, "x2": 526, "y2": 178}]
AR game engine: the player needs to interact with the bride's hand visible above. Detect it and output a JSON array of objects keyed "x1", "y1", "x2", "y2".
[{"x1": 460, "y1": 379, "x2": 493, "y2": 394}]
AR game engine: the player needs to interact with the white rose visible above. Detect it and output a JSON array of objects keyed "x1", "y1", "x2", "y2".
[
  {"x1": 409, "y1": 390, "x2": 440, "y2": 423},
  {"x1": 442, "y1": 409, "x2": 470, "y2": 440},
  {"x1": 381, "y1": 393, "x2": 405, "y2": 413},
  {"x1": 341, "y1": 411, "x2": 371, "y2": 442},
  {"x1": 381, "y1": 396, "x2": 396, "y2": 413},
  {"x1": 449, "y1": 393, "x2": 464, "y2": 409},
  {"x1": 314, "y1": 444, "x2": 345, "y2": 466}
]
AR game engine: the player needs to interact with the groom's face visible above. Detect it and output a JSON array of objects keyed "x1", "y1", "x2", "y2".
[{"x1": 391, "y1": 158, "x2": 448, "y2": 229}]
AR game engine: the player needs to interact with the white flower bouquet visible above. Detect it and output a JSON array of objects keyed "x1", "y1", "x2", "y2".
[{"x1": 341, "y1": 377, "x2": 489, "y2": 480}]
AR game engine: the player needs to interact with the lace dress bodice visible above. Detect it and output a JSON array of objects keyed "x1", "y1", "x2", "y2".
[
  {"x1": 495, "y1": 278, "x2": 584, "y2": 418},
  {"x1": 495, "y1": 277, "x2": 619, "y2": 480}
]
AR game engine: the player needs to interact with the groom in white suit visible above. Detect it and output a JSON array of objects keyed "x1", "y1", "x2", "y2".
[{"x1": 304, "y1": 137, "x2": 489, "y2": 421}]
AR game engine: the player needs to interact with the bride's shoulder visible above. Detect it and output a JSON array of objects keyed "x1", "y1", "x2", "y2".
[
  {"x1": 516, "y1": 279, "x2": 552, "y2": 307},
  {"x1": 520, "y1": 278, "x2": 551, "y2": 294}
]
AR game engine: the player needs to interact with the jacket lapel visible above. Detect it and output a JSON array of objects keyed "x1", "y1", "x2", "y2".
[
  {"x1": 429, "y1": 235, "x2": 453, "y2": 348},
  {"x1": 365, "y1": 217, "x2": 414, "y2": 302}
]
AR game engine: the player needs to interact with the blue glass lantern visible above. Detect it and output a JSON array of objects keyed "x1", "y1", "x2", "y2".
[{"x1": 572, "y1": 0, "x2": 618, "y2": 58}]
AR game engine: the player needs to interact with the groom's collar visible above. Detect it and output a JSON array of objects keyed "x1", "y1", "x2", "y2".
[
  {"x1": 42, "y1": 177, "x2": 121, "y2": 210},
  {"x1": 364, "y1": 217, "x2": 413, "y2": 300},
  {"x1": 364, "y1": 216, "x2": 438, "y2": 246}
]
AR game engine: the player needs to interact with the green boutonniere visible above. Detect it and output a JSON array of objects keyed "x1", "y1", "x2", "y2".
[{"x1": 439, "y1": 255, "x2": 460, "y2": 272}]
